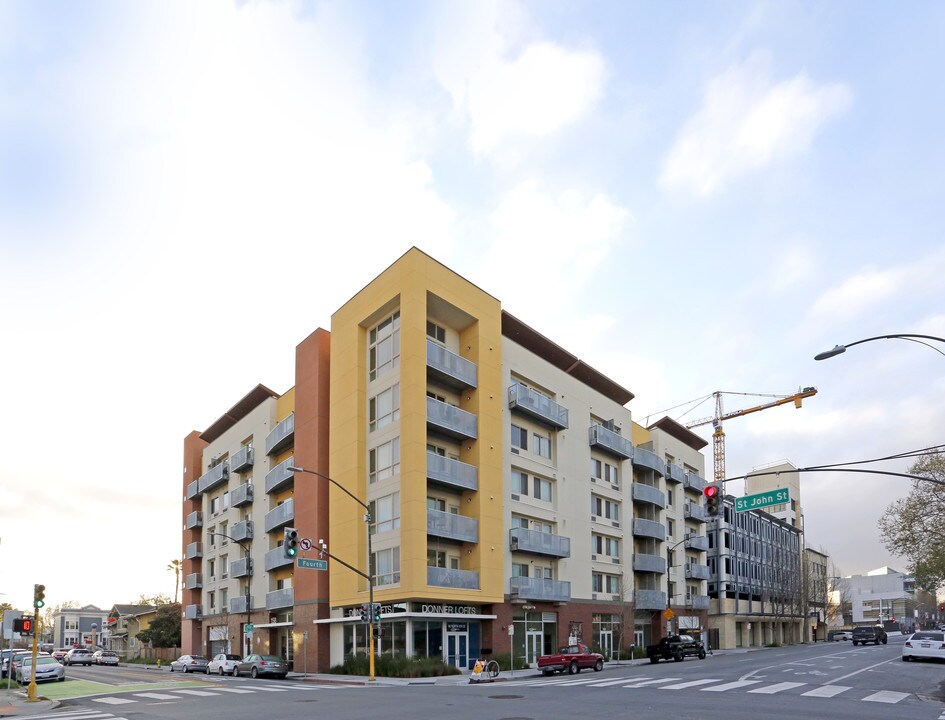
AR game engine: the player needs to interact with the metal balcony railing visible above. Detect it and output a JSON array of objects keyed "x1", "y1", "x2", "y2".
[
  {"x1": 231, "y1": 520, "x2": 253, "y2": 542},
  {"x1": 230, "y1": 596, "x2": 252, "y2": 614},
  {"x1": 427, "y1": 566, "x2": 480, "y2": 590},
  {"x1": 588, "y1": 424, "x2": 633, "y2": 459},
  {"x1": 265, "y1": 546, "x2": 294, "y2": 572},
  {"x1": 230, "y1": 446, "x2": 254, "y2": 473},
  {"x1": 685, "y1": 502, "x2": 708, "y2": 523},
  {"x1": 231, "y1": 482, "x2": 254, "y2": 507},
  {"x1": 508, "y1": 383, "x2": 569, "y2": 429},
  {"x1": 665, "y1": 463, "x2": 687, "y2": 484},
  {"x1": 631, "y1": 483, "x2": 666, "y2": 508},
  {"x1": 686, "y1": 564, "x2": 711, "y2": 581},
  {"x1": 266, "y1": 587, "x2": 294, "y2": 611},
  {"x1": 426, "y1": 453, "x2": 478, "y2": 492},
  {"x1": 264, "y1": 498, "x2": 294, "y2": 533},
  {"x1": 426, "y1": 397, "x2": 478, "y2": 440},
  {"x1": 230, "y1": 557, "x2": 252, "y2": 578},
  {"x1": 687, "y1": 595, "x2": 710, "y2": 610},
  {"x1": 510, "y1": 576, "x2": 571, "y2": 603},
  {"x1": 185, "y1": 511, "x2": 203, "y2": 530},
  {"x1": 265, "y1": 413, "x2": 295, "y2": 456},
  {"x1": 509, "y1": 528, "x2": 570, "y2": 558},
  {"x1": 684, "y1": 472, "x2": 707, "y2": 494},
  {"x1": 632, "y1": 518, "x2": 667, "y2": 541},
  {"x1": 427, "y1": 509, "x2": 478, "y2": 543},
  {"x1": 265, "y1": 456, "x2": 295, "y2": 494},
  {"x1": 198, "y1": 462, "x2": 229, "y2": 494},
  {"x1": 185, "y1": 542, "x2": 203, "y2": 560},
  {"x1": 184, "y1": 573, "x2": 202, "y2": 590},
  {"x1": 685, "y1": 535, "x2": 709, "y2": 552},
  {"x1": 633, "y1": 553, "x2": 667, "y2": 574},
  {"x1": 632, "y1": 447, "x2": 665, "y2": 476},
  {"x1": 426, "y1": 340, "x2": 478, "y2": 389},
  {"x1": 184, "y1": 604, "x2": 202, "y2": 620},
  {"x1": 186, "y1": 480, "x2": 200, "y2": 500},
  {"x1": 634, "y1": 589, "x2": 667, "y2": 610}
]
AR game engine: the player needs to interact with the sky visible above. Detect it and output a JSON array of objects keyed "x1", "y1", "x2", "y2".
[{"x1": 2, "y1": 0, "x2": 944, "y2": 612}]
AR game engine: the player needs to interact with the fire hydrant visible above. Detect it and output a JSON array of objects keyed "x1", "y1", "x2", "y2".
[{"x1": 157, "y1": 659, "x2": 162, "y2": 669}]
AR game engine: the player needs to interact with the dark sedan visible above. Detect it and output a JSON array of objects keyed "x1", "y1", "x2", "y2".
[{"x1": 235, "y1": 654, "x2": 288, "y2": 679}]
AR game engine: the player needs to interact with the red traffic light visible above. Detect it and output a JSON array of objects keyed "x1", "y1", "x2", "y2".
[{"x1": 704, "y1": 485, "x2": 719, "y2": 499}]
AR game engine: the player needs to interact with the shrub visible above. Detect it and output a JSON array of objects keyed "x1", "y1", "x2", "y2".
[{"x1": 328, "y1": 653, "x2": 461, "y2": 678}]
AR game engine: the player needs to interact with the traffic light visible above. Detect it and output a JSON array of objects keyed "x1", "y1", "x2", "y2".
[
  {"x1": 359, "y1": 604, "x2": 368, "y2": 622},
  {"x1": 34, "y1": 583, "x2": 46, "y2": 609},
  {"x1": 704, "y1": 484, "x2": 721, "y2": 517},
  {"x1": 939, "y1": 604, "x2": 944, "y2": 612},
  {"x1": 13, "y1": 617, "x2": 32, "y2": 634},
  {"x1": 373, "y1": 604, "x2": 381, "y2": 623},
  {"x1": 283, "y1": 528, "x2": 299, "y2": 559}
]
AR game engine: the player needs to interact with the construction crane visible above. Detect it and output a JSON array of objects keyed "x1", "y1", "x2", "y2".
[{"x1": 684, "y1": 387, "x2": 818, "y2": 486}]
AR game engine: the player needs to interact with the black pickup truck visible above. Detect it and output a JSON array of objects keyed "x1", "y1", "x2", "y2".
[
  {"x1": 852, "y1": 625, "x2": 888, "y2": 646},
  {"x1": 646, "y1": 634, "x2": 707, "y2": 663}
]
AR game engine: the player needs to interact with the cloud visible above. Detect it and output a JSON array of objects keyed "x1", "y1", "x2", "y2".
[
  {"x1": 659, "y1": 51, "x2": 852, "y2": 197},
  {"x1": 434, "y1": 1, "x2": 604, "y2": 154}
]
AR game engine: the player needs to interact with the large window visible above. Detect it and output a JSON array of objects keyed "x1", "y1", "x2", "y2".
[
  {"x1": 593, "y1": 534, "x2": 620, "y2": 558},
  {"x1": 370, "y1": 492, "x2": 400, "y2": 534},
  {"x1": 426, "y1": 321, "x2": 446, "y2": 344},
  {"x1": 592, "y1": 573, "x2": 621, "y2": 594},
  {"x1": 369, "y1": 311, "x2": 400, "y2": 381},
  {"x1": 591, "y1": 495, "x2": 620, "y2": 521},
  {"x1": 373, "y1": 547, "x2": 400, "y2": 586},
  {"x1": 533, "y1": 431, "x2": 551, "y2": 459},
  {"x1": 511, "y1": 470, "x2": 553, "y2": 502},
  {"x1": 369, "y1": 384, "x2": 400, "y2": 432},
  {"x1": 591, "y1": 458, "x2": 618, "y2": 485},
  {"x1": 511, "y1": 424, "x2": 527, "y2": 451},
  {"x1": 369, "y1": 438, "x2": 400, "y2": 484}
]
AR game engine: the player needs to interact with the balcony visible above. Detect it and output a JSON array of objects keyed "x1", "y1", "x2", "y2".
[
  {"x1": 686, "y1": 564, "x2": 711, "y2": 581},
  {"x1": 428, "y1": 566, "x2": 480, "y2": 590},
  {"x1": 231, "y1": 520, "x2": 254, "y2": 542},
  {"x1": 588, "y1": 424, "x2": 633, "y2": 460},
  {"x1": 510, "y1": 576, "x2": 571, "y2": 603},
  {"x1": 185, "y1": 511, "x2": 203, "y2": 530},
  {"x1": 633, "y1": 553, "x2": 667, "y2": 574},
  {"x1": 264, "y1": 498, "x2": 294, "y2": 533},
  {"x1": 665, "y1": 463, "x2": 686, "y2": 484},
  {"x1": 631, "y1": 483, "x2": 666, "y2": 508},
  {"x1": 184, "y1": 573, "x2": 202, "y2": 590},
  {"x1": 185, "y1": 542, "x2": 203, "y2": 560},
  {"x1": 230, "y1": 445, "x2": 254, "y2": 473},
  {"x1": 427, "y1": 453, "x2": 478, "y2": 493},
  {"x1": 230, "y1": 595, "x2": 252, "y2": 614},
  {"x1": 186, "y1": 480, "x2": 200, "y2": 500},
  {"x1": 265, "y1": 456, "x2": 295, "y2": 494},
  {"x1": 427, "y1": 509, "x2": 478, "y2": 544},
  {"x1": 231, "y1": 482, "x2": 254, "y2": 507},
  {"x1": 426, "y1": 397, "x2": 478, "y2": 440},
  {"x1": 632, "y1": 448, "x2": 665, "y2": 476},
  {"x1": 509, "y1": 528, "x2": 571, "y2": 558},
  {"x1": 184, "y1": 604, "x2": 202, "y2": 620},
  {"x1": 426, "y1": 340, "x2": 478, "y2": 390},
  {"x1": 508, "y1": 383, "x2": 569, "y2": 429},
  {"x1": 266, "y1": 587, "x2": 294, "y2": 611},
  {"x1": 685, "y1": 534, "x2": 709, "y2": 552},
  {"x1": 684, "y1": 502, "x2": 708, "y2": 523},
  {"x1": 265, "y1": 413, "x2": 295, "y2": 456},
  {"x1": 198, "y1": 462, "x2": 229, "y2": 494},
  {"x1": 230, "y1": 557, "x2": 253, "y2": 578},
  {"x1": 632, "y1": 518, "x2": 666, "y2": 541},
  {"x1": 265, "y1": 546, "x2": 294, "y2": 572},
  {"x1": 684, "y1": 472, "x2": 707, "y2": 494},
  {"x1": 634, "y1": 589, "x2": 667, "y2": 610},
  {"x1": 687, "y1": 595, "x2": 710, "y2": 611}
]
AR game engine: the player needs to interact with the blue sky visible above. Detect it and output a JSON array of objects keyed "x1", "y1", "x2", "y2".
[{"x1": 2, "y1": 0, "x2": 944, "y2": 611}]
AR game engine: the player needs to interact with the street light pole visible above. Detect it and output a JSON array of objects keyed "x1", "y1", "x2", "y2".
[
  {"x1": 206, "y1": 532, "x2": 251, "y2": 657},
  {"x1": 287, "y1": 465, "x2": 375, "y2": 682},
  {"x1": 815, "y1": 333, "x2": 945, "y2": 361}
]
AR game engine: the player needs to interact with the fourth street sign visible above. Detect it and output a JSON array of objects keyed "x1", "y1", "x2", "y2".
[
  {"x1": 735, "y1": 488, "x2": 789, "y2": 513},
  {"x1": 298, "y1": 558, "x2": 328, "y2": 570}
]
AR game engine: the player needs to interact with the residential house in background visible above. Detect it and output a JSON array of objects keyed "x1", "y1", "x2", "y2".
[
  {"x1": 103, "y1": 604, "x2": 158, "y2": 658},
  {"x1": 50, "y1": 605, "x2": 109, "y2": 649}
]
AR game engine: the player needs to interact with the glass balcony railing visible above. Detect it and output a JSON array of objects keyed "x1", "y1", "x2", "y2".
[
  {"x1": 230, "y1": 596, "x2": 252, "y2": 614},
  {"x1": 198, "y1": 463, "x2": 229, "y2": 494},
  {"x1": 588, "y1": 424, "x2": 633, "y2": 459},
  {"x1": 427, "y1": 566, "x2": 480, "y2": 590},
  {"x1": 686, "y1": 563, "x2": 711, "y2": 581},
  {"x1": 230, "y1": 557, "x2": 252, "y2": 578},
  {"x1": 265, "y1": 413, "x2": 295, "y2": 456},
  {"x1": 632, "y1": 518, "x2": 666, "y2": 541},
  {"x1": 184, "y1": 604, "x2": 202, "y2": 620},
  {"x1": 685, "y1": 502, "x2": 708, "y2": 523},
  {"x1": 230, "y1": 446, "x2": 254, "y2": 473},
  {"x1": 426, "y1": 453, "x2": 478, "y2": 492},
  {"x1": 634, "y1": 589, "x2": 667, "y2": 610},
  {"x1": 185, "y1": 511, "x2": 203, "y2": 530},
  {"x1": 510, "y1": 576, "x2": 571, "y2": 603},
  {"x1": 185, "y1": 542, "x2": 203, "y2": 560},
  {"x1": 231, "y1": 520, "x2": 253, "y2": 542},
  {"x1": 509, "y1": 528, "x2": 570, "y2": 558},
  {"x1": 508, "y1": 383, "x2": 569, "y2": 429},
  {"x1": 265, "y1": 546, "x2": 294, "y2": 572},
  {"x1": 186, "y1": 480, "x2": 200, "y2": 500},
  {"x1": 184, "y1": 573, "x2": 202, "y2": 590},
  {"x1": 632, "y1": 553, "x2": 667, "y2": 574},
  {"x1": 426, "y1": 397, "x2": 478, "y2": 440},
  {"x1": 266, "y1": 587, "x2": 294, "y2": 611},
  {"x1": 265, "y1": 456, "x2": 295, "y2": 494},
  {"x1": 631, "y1": 483, "x2": 666, "y2": 508},
  {"x1": 685, "y1": 534, "x2": 709, "y2": 552},
  {"x1": 231, "y1": 482, "x2": 254, "y2": 507},
  {"x1": 632, "y1": 448, "x2": 665, "y2": 476},
  {"x1": 264, "y1": 498, "x2": 294, "y2": 533},
  {"x1": 427, "y1": 509, "x2": 478, "y2": 543},
  {"x1": 684, "y1": 472, "x2": 707, "y2": 494},
  {"x1": 426, "y1": 340, "x2": 477, "y2": 389},
  {"x1": 665, "y1": 463, "x2": 687, "y2": 484}
]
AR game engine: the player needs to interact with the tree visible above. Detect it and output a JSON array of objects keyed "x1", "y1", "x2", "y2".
[
  {"x1": 137, "y1": 603, "x2": 181, "y2": 648},
  {"x1": 879, "y1": 452, "x2": 945, "y2": 590},
  {"x1": 825, "y1": 562, "x2": 852, "y2": 626},
  {"x1": 134, "y1": 593, "x2": 171, "y2": 606},
  {"x1": 167, "y1": 559, "x2": 183, "y2": 603}
]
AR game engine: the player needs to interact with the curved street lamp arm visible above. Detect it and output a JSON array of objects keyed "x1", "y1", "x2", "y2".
[
  {"x1": 287, "y1": 466, "x2": 369, "y2": 511},
  {"x1": 815, "y1": 334, "x2": 945, "y2": 360}
]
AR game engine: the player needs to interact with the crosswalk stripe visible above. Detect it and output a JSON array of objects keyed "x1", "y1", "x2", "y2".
[
  {"x1": 208, "y1": 687, "x2": 256, "y2": 693},
  {"x1": 13, "y1": 713, "x2": 114, "y2": 720},
  {"x1": 747, "y1": 682, "x2": 806, "y2": 694},
  {"x1": 259, "y1": 684, "x2": 296, "y2": 690},
  {"x1": 661, "y1": 679, "x2": 723, "y2": 690},
  {"x1": 171, "y1": 689, "x2": 220, "y2": 697},
  {"x1": 587, "y1": 677, "x2": 645, "y2": 687},
  {"x1": 244, "y1": 685, "x2": 288, "y2": 692},
  {"x1": 862, "y1": 690, "x2": 910, "y2": 704},
  {"x1": 91, "y1": 698, "x2": 136, "y2": 705},
  {"x1": 701, "y1": 680, "x2": 762, "y2": 692},
  {"x1": 801, "y1": 685, "x2": 851, "y2": 698},
  {"x1": 132, "y1": 693, "x2": 180, "y2": 700},
  {"x1": 621, "y1": 677, "x2": 682, "y2": 687}
]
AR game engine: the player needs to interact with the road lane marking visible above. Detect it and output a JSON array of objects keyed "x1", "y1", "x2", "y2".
[
  {"x1": 587, "y1": 677, "x2": 647, "y2": 687},
  {"x1": 621, "y1": 677, "x2": 682, "y2": 687},
  {"x1": 660, "y1": 679, "x2": 723, "y2": 690},
  {"x1": 132, "y1": 693, "x2": 179, "y2": 700},
  {"x1": 862, "y1": 690, "x2": 910, "y2": 703},
  {"x1": 243, "y1": 685, "x2": 288, "y2": 692},
  {"x1": 827, "y1": 656, "x2": 899, "y2": 684},
  {"x1": 801, "y1": 685, "x2": 851, "y2": 697},
  {"x1": 171, "y1": 689, "x2": 220, "y2": 696},
  {"x1": 747, "y1": 681, "x2": 806, "y2": 694},
  {"x1": 91, "y1": 698, "x2": 137, "y2": 705},
  {"x1": 17, "y1": 713, "x2": 116, "y2": 720},
  {"x1": 208, "y1": 687, "x2": 256, "y2": 693},
  {"x1": 701, "y1": 680, "x2": 762, "y2": 692}
]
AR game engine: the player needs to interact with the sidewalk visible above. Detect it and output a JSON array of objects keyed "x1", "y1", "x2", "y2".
[{"x1": 0, "y1": 687, "x2": 59, "y2": 717}]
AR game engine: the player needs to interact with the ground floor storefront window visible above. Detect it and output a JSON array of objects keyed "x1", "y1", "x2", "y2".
[
  {"x1": 592, "y1": 613, "x2": 622, "y2": 659},
  {"x1": 511, "y1": 610, "x2": 557, "y2": 667}
]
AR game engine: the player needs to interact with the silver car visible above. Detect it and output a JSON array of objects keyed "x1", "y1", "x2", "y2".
[
  {"x1": 16, "y1": 656, "x2": 65, "y2": 683},
  {"x1": 207, "y1": 653, "x2": 242, "y2": 676},
  {"x1": 169, "y1": 654, "x2": 210, "y2": 673}
]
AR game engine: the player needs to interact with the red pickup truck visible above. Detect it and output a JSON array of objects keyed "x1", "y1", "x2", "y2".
[{"x1": 537, "y1": 644, "x2": 604, "y2": 675}]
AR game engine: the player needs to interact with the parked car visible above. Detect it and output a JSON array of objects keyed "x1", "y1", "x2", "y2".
[
  {"x1": 52, "y1": 650, "x2": 69, "y2": 663},
  {"x1": 235, "y1": 654, "x2": 288, "y2": 679},
  {"x1": 16, "y1": 656, "x2": 65, "y2": 684},
  {"x1": 536, "y1": 644, "x2": 604, "y2": 675},
  {"x1": 902, "y1": 631, "x2": 945, "y2": 662},
  {"x1": 208, "y1": 653, "x2": 243, "y2": 676},
  {"x1": 65, "y1": 648, "x2": 94, "y2": 666},
  {"x1": 0, "y1": 649, "x2": 25, "y2": 678},
  {"x1": 852, "y1": 625, "x2": 888, "y2": 646},
  {"x1": 169, "y1": 655, "x2": 210, "y2": 673},
  {"x1": 646, "y1": 634, "x2": 707, "y2": 663},
  {"x1": 93, "y1": 650, "x2": 120, "y2": 666},
  {"x1": 828, "y1": 630, "x2": 853, "y2": 641},
  {"x1": 10, "y1": 651, "x2": 34, "y2": 676}
]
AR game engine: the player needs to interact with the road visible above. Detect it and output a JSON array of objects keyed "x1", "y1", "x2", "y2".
[{"x1": 24, "y1": 639, "x2": 945, "y2": 720}]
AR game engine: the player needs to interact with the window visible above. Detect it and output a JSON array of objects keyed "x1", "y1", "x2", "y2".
[
  {"x1": 511, "y1": 424, "x2": 527, "y2": 451},
  {"x1": 511, "y1": 515, "x2": 530, "y2": 530},
  {"x1": 427, "y1": 444, "x2": 446, "y2": 457},
  {"x1": 511, "y1": 563, "x2": 530, "y2": 577},
  {"x1": 369, "y1": 311, "x2": 400, "y2": 381},
  {"x1": 370, "y1": 492, "x2": 400, "y2": 533},
  {"x1": 223, "y1": 491, "x2": 230, "y2": 510},
  {"x1": 426, "y1": 321, "x2": 446, "y2": 344},
  {"x1": 220, "y1": 588, "x2": 228, "y2": 608},
  {"x1": 208, "y1": 559, "x2": 216, "y2": 578},
  {"x1": 603, "y1": 462, "x2": 618, "y2": 484},
  {"x1": 667, "y1": 489, "x2": 674, "y2": 508},
  {"x1": 210, "y1": 496, "x2": 221, "y2": 515},
  {"x1": 593, "y1": 534, "x2": 620, "y2": 558},
  {"x1": 511, "y1": 470, "x2": 528, "y2": 495},
  {"x1": 208, "y1": 525, "x2": 216, "y2": 547},
  {"x1": 426, "y1": 390, "x2": 446, "y2": 403},
  {"x1": 219, "y1": 521, "x2": 228, "y2": 543},
  {"x1": 428, "y1": 550, "x2": 447, "y2": 568},
  {"x1": 374, "y1": 547, "x2": 400, "y2": 586},
  {"x1": 369, "y1": 384, "x2": 400, "y2": 431},
  {"x1": 208, "y1": 591, "x2": 215, "y2": 610},
  {"x1": 513, "y1": 471, "x2": 553, "y2": 502},
  {"x1": 533, "y1": 432, "x2": 551, "y2": 459},
  {"x1": 533, "y1": 476, "x2": 552, "y2": 502},
  {"x1": 369, "y1": 438, "x2": 400, "y2": 484},
  {"x1": 592, "y1": 573, "x2": 620, "y2": 594},
  {"x1": 591, "y1": 496, "x2": 620, "y2": 521},
  {"x1": 220, "y1": 554, "x2": 228, "y2": 577},
  {"x1": 667, "y1": 518, "x2": 675, "y2": 538}
]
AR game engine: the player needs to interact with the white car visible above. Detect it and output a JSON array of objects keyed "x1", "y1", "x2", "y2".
[
  {"x1": 207, "y1": 653, "x2": 242, "y2": 676},
  {"x1": 902, "y1": 631, "x2": 945, "y2": 662},
  {"x1": 16, "y1": 656, "x2": 65, "y2": 683}
]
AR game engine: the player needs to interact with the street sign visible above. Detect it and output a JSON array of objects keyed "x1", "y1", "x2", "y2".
[
  {"x1": 298, "y1": 558, "x2": 328, "y2": 570},
  {"x1": 244, "y1": 623, "x2": 254, "y2": 633},
  {"x1": 735, "y1": 487, "x2": 789, "y2": 512},
  {"x1": 300, "y1": 537, "x2": 313, "y2": 551},
  {"x1": 663, "y1": 608, "x2": 676, "y2": 621}
]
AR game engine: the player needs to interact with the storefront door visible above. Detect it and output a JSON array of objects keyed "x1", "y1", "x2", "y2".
[
  {"x1": 599, "y1": 630, "x2": 613, "y2": 659},
  {"x1": 526, "y1": 630, "x2": 543, "y2": 666},
  {"x1": 446, "y1": 631, "x2": 468, "y2": 670}
]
